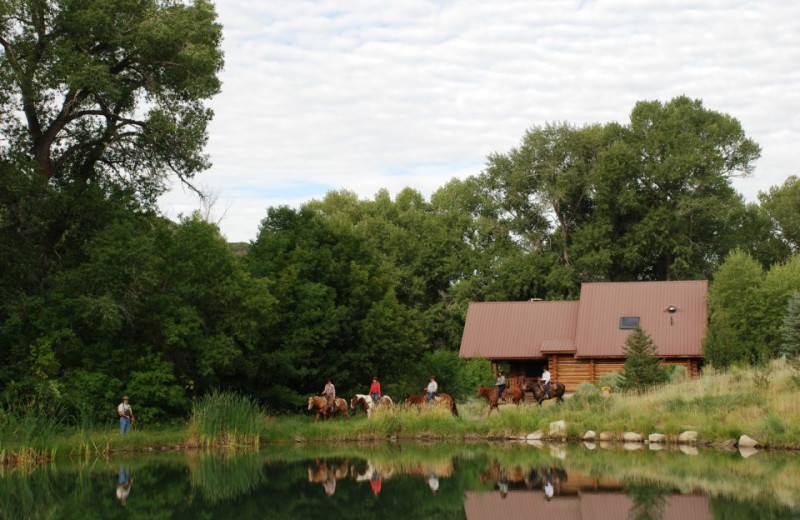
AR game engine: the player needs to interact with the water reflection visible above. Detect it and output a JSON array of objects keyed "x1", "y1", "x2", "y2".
[
  {"x1": 0, "y1": 444, "x2": 798, "y2": 519},
  {"x1": 115, "y1": 466, "x2": 133, "y2": 506}
]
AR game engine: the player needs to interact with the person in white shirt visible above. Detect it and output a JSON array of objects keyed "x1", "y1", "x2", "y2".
[
  {"x1": 426, "y1": 376, "x2": 438, "y2": 403},
  {"x1": 542, "y1": 369, "x2": 551, "y2": 398},
  {"x1": 117, "y1": 396, "x2": 133, "y2": 435}
]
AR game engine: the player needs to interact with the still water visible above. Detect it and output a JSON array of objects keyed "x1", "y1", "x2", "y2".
[{"x1": 1, "y1": 442, "x2": 799, "y2": 519}]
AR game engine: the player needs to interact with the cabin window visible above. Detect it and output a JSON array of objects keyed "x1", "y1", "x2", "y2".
[{"x1": 619, "y1": 316, "x2": 640, "y2": 329}]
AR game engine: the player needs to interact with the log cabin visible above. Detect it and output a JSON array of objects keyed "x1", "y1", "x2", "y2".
[{"x1": 458, "y1": 280, "x2": 708, "y2": 391}]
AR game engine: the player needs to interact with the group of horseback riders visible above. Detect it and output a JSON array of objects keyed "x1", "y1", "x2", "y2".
[
  {"x1": 322, "y1": 376, "x2": 385, "y2": 414},
  {"x1": 495, "y1": 368, "x2": 551, "y2": 403}
]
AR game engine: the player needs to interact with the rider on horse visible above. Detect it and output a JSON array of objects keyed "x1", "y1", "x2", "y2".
[
  {"x1": 323, "y1": 380, "x2": 336, "y2": 413},
  {"x1": 369, "y1": 377, "x2": 381, "y2": 406},
  {"x1": 426, "y1": 376, "x2": 438, "y2": 403},
  {"x1": 495, "y1": 370, "x2": 507, "y2": 402},
  {"x1": 542, "y1": 369, "x2": 551, "y2": 398}
]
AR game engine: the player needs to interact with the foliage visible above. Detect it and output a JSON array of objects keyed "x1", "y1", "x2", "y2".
[
  {"x1": 597, "y1": 371, "x2": 623, "y2": 390},
  {"x1": 618, "y1": 328, "x2": 668, "y2": 392},
  {"x1": 188, "y1": 390, "x2": 265, "y2": 447}
]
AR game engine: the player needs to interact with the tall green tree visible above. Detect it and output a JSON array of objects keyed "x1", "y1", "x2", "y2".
[
  {"x1": 703, "y1": 249, "x2": 766, "y2": 367},
  {"x1": 0, "y1": 0, "x2": 223, "y2": 258},
  {"x1": 597, "y1": 96, "x2": 761, "y2": 280},
  {"x1": 759, "y1": 176, "x2": 800, "y2": 254}
]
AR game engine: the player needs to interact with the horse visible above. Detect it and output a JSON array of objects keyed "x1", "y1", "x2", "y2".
[
  {"x1": 405, "y1": 393, "x2": 459, "y2": 416},
  {"x1": 526, "y1": 380, "x2": 566, "y2": 405},
  {"x1": 308, "y1": 396, "x2": 350, "y2": 422},
  {"x1": 476, "y1": 384, "x2": 525, "y2": 414},
  {"x1": 350, "y1": 394, "x2": 393, "y2": 418}
]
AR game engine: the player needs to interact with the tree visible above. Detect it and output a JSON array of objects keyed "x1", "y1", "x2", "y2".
[
  {"x1": 703, "y1": 249, "x2": 766, "y2": 367},
  {"x1": 781, "y1": 292, "x2": 800, "y2": 359},
  {"x1": 759, "y1": 176, "x2": 800, "y2": 254},
  {"x1": 618, "y1": 327, "x2": 668, "y2": 392},
  {"x1": 0, "y1": 0, "x2": 223, "y2": 256},
  {"x1": 596, "y1": 96, "x2": 761, "y2": 280}
]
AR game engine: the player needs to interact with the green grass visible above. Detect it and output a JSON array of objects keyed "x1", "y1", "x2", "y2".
[{"x1": 3, "y1": 360, "x2": 799, "y2": 467}]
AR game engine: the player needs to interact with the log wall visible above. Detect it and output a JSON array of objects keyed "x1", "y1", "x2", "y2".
[{"x1": 544, "y1": 355, "x2": 700, "y2": 392}]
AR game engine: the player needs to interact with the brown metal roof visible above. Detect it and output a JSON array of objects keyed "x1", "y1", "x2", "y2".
[
  {"x1": 573, "y1": 281, "x2": 708, "y2": 358},
  {"x1": 465, "y1": 492, "x2": 711, "y2": 520},
  {"x1": 459, "y1": 301, "x2": 580, "y2": 360},
  {"x1": 541, "y1": 338, "x2": 576, "y2": 353},
  {"x1": 464, "y1": 491, "x2": 581, "y2": 520},
  {"x1": 579, "y1": 494, "x2": 712, "y2": 520}
]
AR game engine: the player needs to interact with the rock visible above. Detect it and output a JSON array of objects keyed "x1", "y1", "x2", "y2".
[
  {"x1": 648, "y1": 443, "x2": 665, "y2": 451},
  {"x1": 739, "y1": 446, "x2": 759, "y2": 458},
  {"x1": 623, "y1": 432, "x2": 644, "y2": 442},
  {"x1": 526, "y1": 430, "x2": 545, "y2": 441},
  {"x1": 648, "y1": 433, "x2": 666, "y2": 444},
  {"x1": 623, "y1": 442, "x2": 643, "y2": 451},
  {"x1": 583, "y1": 441, "x2": 597, "y2": 450},
  {"x1": 678, "y1": 431, "x2": 698, "y2": 444},
  {"x1": 712, "y1": 439, "x2": 737, "y2": 451},
  {"x1": 737, "y1": 435, "x2": 759, "y2": 448},
  {"x1": 680, "y1": 445, "x2": 698, "y2": 456},
  {"x1": 526, "y1": 439, "x2": 545, "y2": 449},
  {"x1": 598, "y1": 431, "x2": 614, "y2": 441},
  {"x1": 550, "y1": 445, "x2": 567, "y2": 459},
  {"x1": 583, "y1": 430, "x2": 596, "y2": 441},
  {"x1": 549, "y1": 420, "x2": 567, "y2": 439},
  {"x1": 598, "y1": 441, "x2": 614, "y2": 450}
]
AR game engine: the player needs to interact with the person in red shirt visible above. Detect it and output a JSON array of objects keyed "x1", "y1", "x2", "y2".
[
  {"x1": 370, "y1": 471, "x2": 382, "y2": 496},
  {"x1": 369, "y1": 377, "x2": 381, "y2": 406}
]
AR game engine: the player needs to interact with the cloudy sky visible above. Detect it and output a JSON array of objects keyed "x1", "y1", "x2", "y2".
[{"x1": 159, "y1": 0, "x2": 800, "y2": 243}]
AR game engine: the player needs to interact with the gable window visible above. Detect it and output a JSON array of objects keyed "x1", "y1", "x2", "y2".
[{"x1": 619, "y1": 316, "x2": 640, "y2": 329}]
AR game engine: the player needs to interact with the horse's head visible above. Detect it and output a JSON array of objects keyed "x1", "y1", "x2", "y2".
[
  {"x1": 350, "y1": 396, "x2": 356, "y2": 409},
  {"x1": 308, "y1": 396, "x2": 315, "y2": 410}
]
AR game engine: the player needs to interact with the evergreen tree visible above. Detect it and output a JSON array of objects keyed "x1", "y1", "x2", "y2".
[{"x1": 618, "y1": 327, "x2": 668, "y2": 392}]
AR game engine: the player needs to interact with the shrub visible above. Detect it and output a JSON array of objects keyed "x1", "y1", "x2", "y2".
[
  {"x1": 666, "y1": 365, "x2": 687, "y2": 382},
  {"x1": 598, "y1": 372, "x2": 623, "y2": 390},
  {"x1": 188, "y1": 390, "x2": 265, "y2": 447},
  {"x1": 575, "y1": 382, "x2": 599, "y2": 395}
]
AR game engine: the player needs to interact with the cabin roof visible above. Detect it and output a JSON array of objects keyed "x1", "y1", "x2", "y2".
[
  {"x1": 459, "y1": 280, "x2": 708, "y2": 360},
  {"x1": 459, "y1": 301, "x2": 579, "y2": 359}
]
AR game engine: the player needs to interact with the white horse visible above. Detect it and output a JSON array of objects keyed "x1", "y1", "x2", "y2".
[{"x1": 350, "y1": 394, "x2": 393, "y2": 418}]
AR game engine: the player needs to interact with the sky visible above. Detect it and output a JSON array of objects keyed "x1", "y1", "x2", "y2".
[{"x1": 158, "y1": 0, "x2": 800, "y2": 243}]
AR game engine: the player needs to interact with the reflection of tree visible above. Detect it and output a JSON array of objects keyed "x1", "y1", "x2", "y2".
[{"x1": 625, "y1": 482, "x2": 671, "y2": 520}]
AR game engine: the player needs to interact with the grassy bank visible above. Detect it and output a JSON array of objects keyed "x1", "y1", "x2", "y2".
[{"x1": 2, "y1": 360, "x2": 798, "y2": 465}]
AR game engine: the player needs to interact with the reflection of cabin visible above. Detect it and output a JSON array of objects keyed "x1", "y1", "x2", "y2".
[
  {"x1": 459, "y1": 281, "x2": 708, "y2": 391},
  {"x1": 464, "y1": 492, "x2": 713, "y2": 520}
]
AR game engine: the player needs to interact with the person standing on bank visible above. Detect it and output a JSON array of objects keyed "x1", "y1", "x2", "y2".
[
  {"x1": 542, "y1": 368, "x2": 551, "y2": 399},
  {"x1": 369, "y1": 376, "x2": 381, "y2": 406},
  {"x1": 426, "y1": 376, "x2": 438, "y2": 403},
  {"x1": 495, "y1": 370, "x2": 507, "y2": 402},
  {"x1": 118, "y1": 396, "x2": 133, "y2": 435}
]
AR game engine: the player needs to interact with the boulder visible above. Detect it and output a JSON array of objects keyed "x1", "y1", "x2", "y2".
[
  {"x1": 648, "y1": 433, "x2": 667, "y2": 444},
  {"x1": 549, "y1": 420, "x2": 567, "y2": 439},
  {"x1": 598, "y1": 431, "x2": 614, "y2": 441},
  {"x1": 678, "y1": 431, "x2": 698, "y2": 444},
  {"x1": 526, "y1": 431, "x2": 545, "y2": 441},
  {"x1": 737, "y1": 435, "x2": 759, "y2": 448},
  {"x1": 583, "y1": 441, "x2": 597, "y2": 450},
  {"x1": 623, "y1": 442, "x2": 643, "y2": 451},
  {"x1": 583, "y1": 430, "x2": 596, "y2": 441},
  {"x1": 648, "y1": 443, "x2": 665, "y2": 451},
  {"x1": 680, "y1": 445, "x2": 698, "y2": 456},
  {"x1": 739, "y1": 446, "x2": 759, "y2": 458},
  {"x1": 623, "y1": 432, "x2": 644, "y2": 442}
]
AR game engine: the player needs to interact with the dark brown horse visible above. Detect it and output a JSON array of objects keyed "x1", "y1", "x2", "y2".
[
  {"x1": 405, "y1": 393, "x2": 458, "y2": 416},
  {"x1": 526, "y1": 380, "x2": 566, "y2": 405},
  {"x1": 308, "y1": 396, "x2": 350, "y2": 422}
]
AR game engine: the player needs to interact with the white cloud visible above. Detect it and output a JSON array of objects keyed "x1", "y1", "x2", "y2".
[{"x1": 159, "y1": 0, "x2": 800, "y2": 242}]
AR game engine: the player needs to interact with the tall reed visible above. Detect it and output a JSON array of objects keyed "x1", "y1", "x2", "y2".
[{"x1": 187, "y1": 391, "x2": 266, "y2": 447}]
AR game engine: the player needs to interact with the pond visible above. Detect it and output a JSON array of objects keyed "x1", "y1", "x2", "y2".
[{"x1": 1, "y1": 442, "x2": 799, "y2": 519}]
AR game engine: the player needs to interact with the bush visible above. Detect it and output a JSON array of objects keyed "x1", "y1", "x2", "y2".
[
  {"x1": 598, "y1": 372, "x2": 623, "y2": 390},
  {"x1": 666, "y1": 365, "x2": 687, "y2": 382},
  {"x1": 575, "y1": 382, "x2": 599, "y2": 395},
  {"x1": 188, "y1": 391, "x2": 265, "y2": 447}
]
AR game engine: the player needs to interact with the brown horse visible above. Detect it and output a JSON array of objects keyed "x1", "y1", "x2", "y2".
[
  {"x1": 476, "y1": 386, "x2": 501, "y2": 415},
  {"x1": 526, "y1": 380, "x2": 566, "y2": 405},
  {"x1": 308, "y1": 396, "x2": 350, "y2": 422},
  {"x1": 405, "y1": 393, "x2": 459, "y2": 416}
]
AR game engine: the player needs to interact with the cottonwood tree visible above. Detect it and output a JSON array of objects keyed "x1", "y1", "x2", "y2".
[{"x1": 0, "y1": 0, "x2": 224, "y2": 258}]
